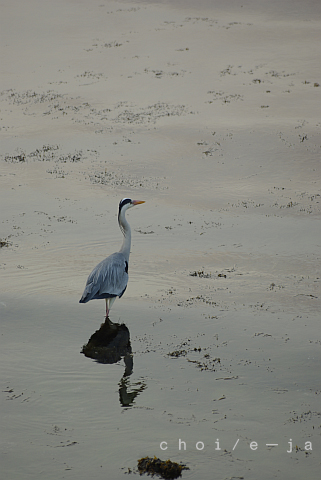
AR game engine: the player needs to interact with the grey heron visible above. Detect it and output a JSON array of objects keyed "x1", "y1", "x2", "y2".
[{"x1": 79, "y1": 198, "x2": 145, "y2": 318}]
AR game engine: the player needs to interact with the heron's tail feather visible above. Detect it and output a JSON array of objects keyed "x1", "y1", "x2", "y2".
[
  {"x1": 79, "y1": 282, "x2": 118, "y2": 303},
  {"x1": 79, "y1": 282, "x2": 96, "y2": 303}
]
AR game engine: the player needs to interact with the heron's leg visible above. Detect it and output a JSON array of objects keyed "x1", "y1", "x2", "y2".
[{"x1": 105, "y1": 297, "x2": 116, "y2": 318}]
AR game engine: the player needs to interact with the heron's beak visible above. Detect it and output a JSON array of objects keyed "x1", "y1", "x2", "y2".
[{"x1": 132, "y1": 200, "x2": 145, "y2": 205}]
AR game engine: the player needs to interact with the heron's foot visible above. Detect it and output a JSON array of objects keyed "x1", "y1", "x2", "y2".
[{"x1": 104, "y1": 315, "x2": 114, "y2": 326}]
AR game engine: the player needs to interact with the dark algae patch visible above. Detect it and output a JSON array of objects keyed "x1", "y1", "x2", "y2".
[
  {"x1": 81, "y1": 318, "x2": 132, "y2": 368},
  {"x1": 137, "y1": 456, "x2": 189, "y2": 479},
  {"x1": 0, "y1": 238, "x2": 12, "y2": 248}
]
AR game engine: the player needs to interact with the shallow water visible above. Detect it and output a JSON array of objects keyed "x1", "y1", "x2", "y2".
[{"x1": 1, "y1": 293, "x2": 320, "y2": 479}]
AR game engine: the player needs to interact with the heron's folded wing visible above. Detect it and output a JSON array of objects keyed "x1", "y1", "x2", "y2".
[
  {"x1": 80, "y1": 253, "x2": 128, "y2": 302},
  {"x1": 95, "y1": 252, "x2": 128, "y2": 297}
]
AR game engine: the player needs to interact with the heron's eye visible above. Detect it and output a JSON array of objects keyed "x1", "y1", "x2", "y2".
[{"x1": 119, "y1": 198, "x2": 132, "y2": 212}]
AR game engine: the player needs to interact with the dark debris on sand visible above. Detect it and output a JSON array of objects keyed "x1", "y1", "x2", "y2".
[{"x1": 137, "y1": 456, "x2": 189, "y2": 479}]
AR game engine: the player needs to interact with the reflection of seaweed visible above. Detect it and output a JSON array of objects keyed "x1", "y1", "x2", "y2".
[{"x1": 137, "y1": 456, "x2": 189, "y2": 479}]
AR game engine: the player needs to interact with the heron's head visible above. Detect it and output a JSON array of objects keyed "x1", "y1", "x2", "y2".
[{"x1": 119, "y1": 198, "x2": 145, "y2": 216}]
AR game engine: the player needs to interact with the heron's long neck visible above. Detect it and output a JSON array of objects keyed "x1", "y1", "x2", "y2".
[{"x1": 118, "y1": 210, "x2": 131, "y2": 260}]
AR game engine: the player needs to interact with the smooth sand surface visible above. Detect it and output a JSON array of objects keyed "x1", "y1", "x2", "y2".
[{"x1": 1, "y1": 0, "x2": 320, "y2": 479}]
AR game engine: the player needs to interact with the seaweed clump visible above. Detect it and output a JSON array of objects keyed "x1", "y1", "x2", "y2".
[
  {"x1": 137, "y1": 456, "x2": 189, "y2": 479},
  {"x1": 0, "y1": 238, "x2": 12, "y2": 248}
]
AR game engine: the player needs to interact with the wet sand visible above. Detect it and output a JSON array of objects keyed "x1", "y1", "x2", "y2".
[{"x1": 1, "y1": 0, "x2": 321, "y2": 479}]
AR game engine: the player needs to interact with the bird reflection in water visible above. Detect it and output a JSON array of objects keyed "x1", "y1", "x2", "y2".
[
  {"x1": 81, "y1": 318, "x2": 132, "y2": 370},
  {"x1": 80, "y1": 198, "x2": 147, "y2": 405},
  {"x1": 119, "y1": 377, "x2": 146, "y2": 407},
  {"x1": 81, "y1": 318, "x2": 146, "y2": 406}
]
